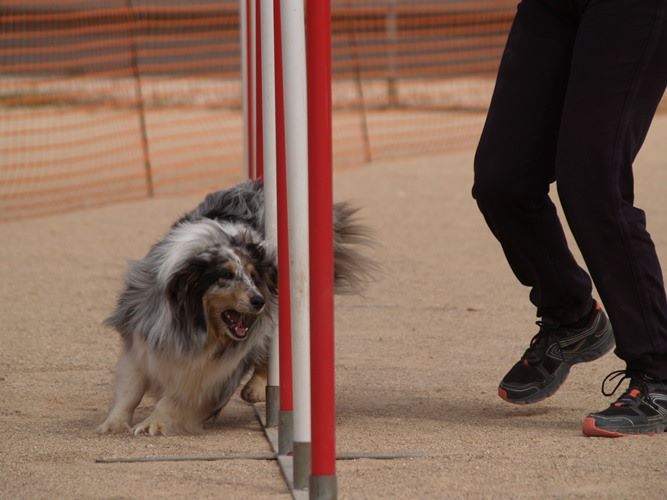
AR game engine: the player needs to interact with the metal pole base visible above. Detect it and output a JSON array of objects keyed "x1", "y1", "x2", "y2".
[
  {"x1": 278, "y1": 410, "x2": 293, "y2": 455},
  {"x1": 252, "y1": 404, "x2": 423, "y2": 498},
  {"x1": 266, "y1": 385, "x2": 280, "y2": 428},
  {"x1": 293, "y1": 441, "x2": 311, "y2": 490},
  {"x1": 309, "y1": 475, "x2": 337, "y2": 500}
]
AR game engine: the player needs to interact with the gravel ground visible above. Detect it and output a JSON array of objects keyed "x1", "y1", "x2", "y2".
[{"x1": 1, "y1": 115, "x2": 666, "y2": 499}]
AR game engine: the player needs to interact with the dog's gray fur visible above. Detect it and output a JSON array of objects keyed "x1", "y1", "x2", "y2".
[{"x1": 98, "y1": 180, "x2": 373, "y2": 435}]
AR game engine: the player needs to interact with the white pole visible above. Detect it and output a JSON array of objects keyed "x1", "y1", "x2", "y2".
[
  {"x1": 249, "y1": 0, "x2": 257, "y2": 179},
  {"x1": 281, "y1": 0, "x2": 311, "y2": 490},
  {"x1": 240, "y1": 0, "x2": 249, "y2": 179},
  {"x1": 261, "y1": 0, "x2": 280, "y2": 428}
]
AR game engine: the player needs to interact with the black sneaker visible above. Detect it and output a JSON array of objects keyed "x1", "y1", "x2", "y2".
[
  {"x1": 583, "y1": 370, "x2": 667, "y2": 437},
  {"x1": 498, "y1": 303, "x2": 614, "y2": 404}
]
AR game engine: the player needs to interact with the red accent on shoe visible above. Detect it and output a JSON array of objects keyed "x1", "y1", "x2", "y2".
[
  {"x1": 614, "y1": 402, "x2": 623, "y2": 408},
  {"x1": 522, "y1": 359, "x2": 529, "y2": 366},
  {"x1": 629, "y1": 388, "x2": 641, "y2": 398},
  {"x1": 595, "y1": 301, "x2": 602, "y2": 311},
  {"x1": 498, "y1": 387, "x2": 509, "y2": 402},
  {"x1": 582, "y1": 417, "x2": 625, "y2": 438}
]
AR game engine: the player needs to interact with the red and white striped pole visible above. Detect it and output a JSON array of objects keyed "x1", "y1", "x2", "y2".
[
  {"x1": 281, "y1": 0, "x2": 311, "y2": 490},
  {"x1": 273, "y1": 0, "x2": 294, "y2": 455},
  {"x1": 259, "y1": 0, "x2": 336, "y2": 494},
  {"x1": 260, "y1": 0, "x2": 280, "y2": 428},
  {"x1": 249, "y1": 0, "x2": 295, "y2": 455},
  {"x1": 306, "y1": 0, "x2": 336, "y2": 497}
]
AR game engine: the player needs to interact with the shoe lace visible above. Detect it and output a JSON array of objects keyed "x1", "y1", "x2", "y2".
[
  {"x1": 522, "y1": 319, "x2": 562, "y2": 364},
  {"x1": 600, "y1": 369, "x2": 649, "y2": 405}
]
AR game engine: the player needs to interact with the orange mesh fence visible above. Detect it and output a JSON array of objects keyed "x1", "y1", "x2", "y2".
[{"x1": 0, "y1": 0, "x2": 519, "y2": 221}]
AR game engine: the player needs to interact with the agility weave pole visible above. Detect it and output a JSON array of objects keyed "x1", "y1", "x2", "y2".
[
  {"x1": 279, "y1": 0, "x2": 312, "y2": 491},
  {"x1": 304, "y1": 0, "x2": 336, "y2": 495},
  {"x1": 260, "y1": 0, "x2": 280, "y2": 430},
  {"x1": 248, "y1": 0, "x2": 282, "y2": 430},
  {"x1": 273, "y1": 0, "x2": 295, "y2": 458},
  {"x1": 244, "y1": 0, "x2": 255, "y2": 180},
  {"x1": 255, "y1": 0, "x2": 423, "y2": 497},
  {"x1": 254, "y1": 0, "x2": 335, "y2": 494}
]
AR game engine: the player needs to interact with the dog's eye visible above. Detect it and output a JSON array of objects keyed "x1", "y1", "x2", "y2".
[{"x1": 219, "y1": 269, "x2": 235, "y2": 281}]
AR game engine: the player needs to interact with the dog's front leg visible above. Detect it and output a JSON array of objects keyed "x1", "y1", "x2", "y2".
[
  {"x1": 241, "y1": 363, "x2": 267, "y2": 403},
  {"x1": 132, "y1": 395, "x2": 203, "y2": 436},
  {"x1": 97, "y1": 350, "x2": 147, "y2": 434}
]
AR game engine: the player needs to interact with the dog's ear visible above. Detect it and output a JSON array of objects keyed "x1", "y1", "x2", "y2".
[
  {"x1": 166, "y1": 258, "x2": 217, "y2": 335},
  {"x1": 264, "y1": 263, "x2": 278, "y2": 295},
  {"x1": 246, "y1": 242, "x2": 266, "y2": 263},
  {"x1": 248, "y1": 243, "x2": 277, "y2": 295}
]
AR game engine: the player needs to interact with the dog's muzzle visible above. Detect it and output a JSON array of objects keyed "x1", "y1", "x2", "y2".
[{"x1": 221, "y1": 310, "x2": 257, "y2": 341}]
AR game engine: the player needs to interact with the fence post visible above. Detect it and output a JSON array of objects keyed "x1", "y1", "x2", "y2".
[
  {"x1": 349, "y1": 18, "x2": 372, "y2": 162},
  {"x1": 386, "y1": 0, "x2": 399, "y2": 107},
  {"x1": 126, "y1": 0, "x2": 153, "y2": 197}
]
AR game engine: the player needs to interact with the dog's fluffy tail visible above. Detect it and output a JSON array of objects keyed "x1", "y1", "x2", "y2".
[{"x1": 333, "y1": 202, "x2": 377, "y2": 294}]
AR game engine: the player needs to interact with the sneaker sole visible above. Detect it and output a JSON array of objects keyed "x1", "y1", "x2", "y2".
[
  {"x1": 582, "y1": 416, "x2": 667, "y2": 437},
  {"x1": 499, "y1": 326, "x2": 615, "y2": 405}
]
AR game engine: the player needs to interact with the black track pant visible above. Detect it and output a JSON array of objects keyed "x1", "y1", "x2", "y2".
[{"x1": 473, "y1": 0, "x2": 667, "y2": 378}]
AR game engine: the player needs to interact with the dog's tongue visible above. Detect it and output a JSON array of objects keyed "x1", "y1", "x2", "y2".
[
  {"x1": 234, "y1": 322, "x2": 248, "y2": 338},
  {"x1": 224, "y1": 311, "x2": 248, "y2": 338}
]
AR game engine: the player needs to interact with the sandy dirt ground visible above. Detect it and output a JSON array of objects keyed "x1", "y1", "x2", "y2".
[{"x1": 2, "y1": 115, "x2": 667, "y2": 499}]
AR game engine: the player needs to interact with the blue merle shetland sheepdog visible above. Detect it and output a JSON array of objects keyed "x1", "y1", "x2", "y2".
[{"x1": 97, "y1": 180, "x2": 373, "y2": 435}]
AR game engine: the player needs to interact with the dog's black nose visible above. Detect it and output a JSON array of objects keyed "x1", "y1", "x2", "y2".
[{"x1": 250, "y1": 295, "x2": 265, "y2": 310}]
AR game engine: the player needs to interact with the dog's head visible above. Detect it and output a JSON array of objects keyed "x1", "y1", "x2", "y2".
[
  {"x1": 200, "y1": 240, "x2": 274, "y2": 343},
  {"x1": 160, "y1": 219, "x2": 276, "y2": 347}
]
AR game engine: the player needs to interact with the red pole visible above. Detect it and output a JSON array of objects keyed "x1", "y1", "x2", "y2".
[
  {"x1": 274, "y1": 0, "x2": 293, "y2": 415},
  {"x1": 255, "y1": 0, "x2": 264, "y2": 179},
  {"x1": 246, "y1": 0, "x2": 254, "y2": 179},
  {"x1": 306, "y1": 0, "x2": 336, "y2": 488}
]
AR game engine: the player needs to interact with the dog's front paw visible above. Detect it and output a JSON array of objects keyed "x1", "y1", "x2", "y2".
[
  {"x1": 241, "y1": 377, "x2": 266, "y2": 403},
  {"x1": 132, "y1": 417, "x2": 168, "y2": 436},
  {"x1": 96, "y1": 415, "x2": 131, "y2": 434}
]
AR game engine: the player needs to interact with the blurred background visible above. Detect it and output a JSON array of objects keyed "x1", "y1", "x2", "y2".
[{"x1": 0, "y1": 1, "x2": 549, "y2": 220}]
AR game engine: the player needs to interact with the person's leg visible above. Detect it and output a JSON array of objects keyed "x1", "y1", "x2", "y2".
[
  {"x1": 555, "y1": 0, "x2": 667, "y2": 381},
  {"x1": 473, "y1": 0, "x2": 594, "y2": 324},
  {"x1": 474, "y1": 0, "x2": 615, "y2": 405}
]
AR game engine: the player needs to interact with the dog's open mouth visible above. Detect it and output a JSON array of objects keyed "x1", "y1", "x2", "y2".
[{"x1": 221, "y1": 310, "x2": 256, "y2": 341}]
